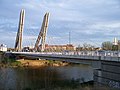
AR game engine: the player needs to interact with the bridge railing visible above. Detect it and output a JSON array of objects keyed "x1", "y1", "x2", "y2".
[
  {"x1": 61, "y1": 51, "x2": 120, "y2": 57},
  {"x1": 42, "y1": 51, "x2": 120, "y2": 62},
  {"x1": 12, "y1": 51, "x2": 120, "y2": 57},
  {"x1": 10, "y1": 50, "x2": 120, "y2": 62}
]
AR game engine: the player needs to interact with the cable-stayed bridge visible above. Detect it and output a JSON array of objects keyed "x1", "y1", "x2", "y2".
[{"x1": 5, "y1": 9, "x2": 120, "y2": 89}]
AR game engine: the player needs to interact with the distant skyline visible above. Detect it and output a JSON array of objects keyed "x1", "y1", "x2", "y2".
[{"x1": 0, "y1": 0, "x2": 120, "y2": 48}]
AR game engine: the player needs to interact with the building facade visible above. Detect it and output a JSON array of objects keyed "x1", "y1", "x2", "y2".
[
  {"x1": 44, "y1": 44, "x2": 75, "y2": 52},
  {"x1": 0, "y1": 44, "x2": 7, "y2": 51}
]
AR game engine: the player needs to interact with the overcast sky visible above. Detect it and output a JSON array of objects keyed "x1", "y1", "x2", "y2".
[{"x1": 0, "y1": 0, "x2": 120, "y2": 48}]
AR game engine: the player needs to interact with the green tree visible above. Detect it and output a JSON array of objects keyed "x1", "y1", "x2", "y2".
[
  {"x1": 102, "y1": 41, "x2": 113, "y2": 50},
  {"x1": 112, "y1": 45, "x2": 118, "y2": 51}
]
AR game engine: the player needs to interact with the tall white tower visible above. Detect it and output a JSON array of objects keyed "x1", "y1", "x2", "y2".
[
  {"x1": 34, "y1": 13, "x2": 50, "y2": 52},
  {"x1": 15, "y1": 9, "x2": 25, "y2": 51},
  {"x1": 113, "y1": 37, "x2": 118, "y2": 45}
]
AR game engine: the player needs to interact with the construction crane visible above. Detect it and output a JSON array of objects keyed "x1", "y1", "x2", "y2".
[
  {"x1": 15, "y1": 9, "x2": 25, "y2": 51},
  {"x1": 34, "y1": 13, "x2": 50, "y2": 52}
]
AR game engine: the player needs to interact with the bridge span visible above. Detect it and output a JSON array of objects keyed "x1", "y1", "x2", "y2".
[
  {"x1": 5, "y1": 51, "x2": 120, "y2": 89},
  {"x1": 5, "y1": 51, "x2": 120, "y2": 69}
]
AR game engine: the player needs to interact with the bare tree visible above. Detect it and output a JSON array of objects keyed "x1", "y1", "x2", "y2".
[{"x1": 83, "y1": 43, "x2": 95, "y2": 51}]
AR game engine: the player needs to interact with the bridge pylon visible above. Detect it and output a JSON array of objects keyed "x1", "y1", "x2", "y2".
[
  {"x1": 15, "y1": 9, "x2": 25, "y2": 52},
  {"x1": 34, "y1": 13, "x2": 50, "y2": 52}
]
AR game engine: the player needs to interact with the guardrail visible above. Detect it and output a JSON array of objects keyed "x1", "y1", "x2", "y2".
[
  {"x1": 10, "y1": 51, "x2": 120, "y2": 57},
  {"x1": 8, "y1": 51, "x2": 120, "y2": 62}
]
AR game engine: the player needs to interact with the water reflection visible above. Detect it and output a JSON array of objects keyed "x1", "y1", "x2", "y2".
[{"x1": 0, "y1": 64, "x2": 93, "y2": 90}]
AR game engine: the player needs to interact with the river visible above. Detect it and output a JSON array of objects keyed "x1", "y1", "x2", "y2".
[{"x1": 0, "y1": 64, "x2": 93, "y2": 90}]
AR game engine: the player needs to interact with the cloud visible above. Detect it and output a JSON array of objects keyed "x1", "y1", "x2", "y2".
[{"x1": 0, "y1": 0, "x2": 120, "y2": 47}]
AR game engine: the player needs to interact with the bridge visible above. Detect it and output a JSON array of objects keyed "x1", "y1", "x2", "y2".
[
  {"x1": 5, "y1": 51, "x2": 120, "y2": 89},
  {"x1": 5, "y1": 50, "x2": 120, "y2": 88},
  {"x1": 5, "y1": 9, "x2": 120, "y2": 89},
  {"x1": 6, "y1": 50, "x2": 120, "y2": 68}
]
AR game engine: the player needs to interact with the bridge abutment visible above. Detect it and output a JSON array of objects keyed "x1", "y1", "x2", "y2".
[{"x1": 94, "y1": 61, "x2": 120, "y2": 89}]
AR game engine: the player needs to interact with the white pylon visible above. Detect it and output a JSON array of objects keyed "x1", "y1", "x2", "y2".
[
  {"x1": 15, "y1": 9, "x2": 25, "y2": 51},
  {"x1": 34, "y1": 13, "x2": 50, "y2": 52}
]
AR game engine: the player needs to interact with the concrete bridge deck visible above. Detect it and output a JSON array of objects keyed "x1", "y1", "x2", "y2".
[
  {"x1": 5, "y1": 51, "x2": 120, "y2": 69},
  {"x1": 6, "y1": 51, "x2": 120, "y2": 62}
]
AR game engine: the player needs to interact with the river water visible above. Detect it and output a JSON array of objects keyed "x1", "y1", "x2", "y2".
[{"x1": 0, "y1": 64, "x2": 93, "y2": 90}]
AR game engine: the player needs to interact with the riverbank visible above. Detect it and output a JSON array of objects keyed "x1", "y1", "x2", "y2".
[
  {"x1": 17, "y1": 59, "x2": 69, "y2": 67},
  {"x1": 0, "y1": 59, "x2": 69, "y2": 68},
  {"x1": 0, "y1": 51, "x2": 69, "y2": 67}
]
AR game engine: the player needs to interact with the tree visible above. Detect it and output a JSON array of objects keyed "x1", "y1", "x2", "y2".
[
  {"x1": 82, "y1": 43, "x2": 95, "y2": 51},
  {"x1": 102, "y1": 41, "x2": 113, "y2": 50},
  {"x1": 112, "y1": 45, "x2": 118, "y2": 51},
  {"x1": 76, "y1": 44, "x2": 83, "y2": 51}
]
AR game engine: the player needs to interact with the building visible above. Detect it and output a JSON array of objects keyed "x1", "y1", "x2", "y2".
[
  {"x1": 113, "y1": 37, "x2": 118, "y2": 45},
  {"x1": 44, "y1": 44, "x2": 75, "y2": 52},
  {"x1": 0, "y1": 44, "x2": 7, "y2": 52}
]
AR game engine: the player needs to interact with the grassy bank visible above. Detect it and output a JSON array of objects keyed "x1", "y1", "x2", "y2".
[
  {"x1": 17, "y1": 59, "x2": 69, "y2": 67},
  {"x1": 0, "y1": 53, "x2": 69, "y2": 67},
  {"x1": 0, "y1": 58, "x2": 22, "y2": 67}
]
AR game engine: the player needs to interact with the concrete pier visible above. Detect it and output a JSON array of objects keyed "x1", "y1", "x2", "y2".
[{"x1": 94, "y1": 61, "x2": 120, "y2": 89}]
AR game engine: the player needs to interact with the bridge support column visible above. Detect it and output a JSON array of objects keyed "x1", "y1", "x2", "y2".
[
  {"x1": 15, "y1": 9, "x2": 25, "y2": 52},
  {"x1": 34, "y1": 13, "x2": 50, "y2": 52}
]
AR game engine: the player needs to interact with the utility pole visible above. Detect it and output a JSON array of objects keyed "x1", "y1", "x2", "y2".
[
  {"x1": 69, "y1": 31, "x2": 71, "y2": 45},
  {"x1": 15, "y1": 9, "x2": 25, "y2": 51}
]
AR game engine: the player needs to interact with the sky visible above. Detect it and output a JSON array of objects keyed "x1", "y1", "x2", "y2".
[{"x1": 0, "y1": 0, "x2": 120, "y2": 48}]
